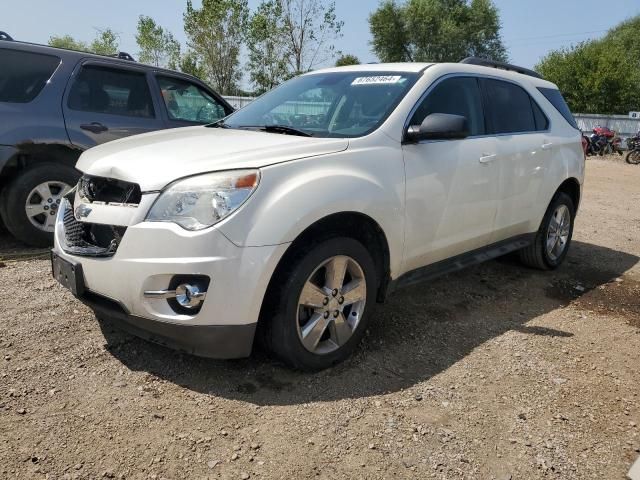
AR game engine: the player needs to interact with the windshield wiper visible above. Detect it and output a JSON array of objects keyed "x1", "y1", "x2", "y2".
[
  {"x1": 208, "y1": 119, "x2": 231, "y2": 128},
  {"x1": 263, "y1": 125, "x2": 312, "y2": 137}
]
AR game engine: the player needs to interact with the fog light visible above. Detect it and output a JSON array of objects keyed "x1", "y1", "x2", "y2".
[{"x1": 175, "y1": 284, "x2": 206, "y2": 309}]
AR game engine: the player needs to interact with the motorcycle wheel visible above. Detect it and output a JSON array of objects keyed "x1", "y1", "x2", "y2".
[{"x1": 626, "y1": 150, "x2": 640, "y2": 165}]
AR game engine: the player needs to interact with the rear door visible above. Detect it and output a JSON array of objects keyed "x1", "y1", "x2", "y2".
[
  {"x1": 152, "y1": 74, "x2": 232, "y2": 128},
  {"x1": 479, "y1": 78, "x2": 552, "y2": 242},
  {"x1": 63, "y1": 62, "x2": 164, "y2": 149}
]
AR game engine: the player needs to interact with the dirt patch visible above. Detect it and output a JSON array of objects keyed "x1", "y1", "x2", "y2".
[{"x1": 1, "y1": 159, "x2": 639, "y2": 480}]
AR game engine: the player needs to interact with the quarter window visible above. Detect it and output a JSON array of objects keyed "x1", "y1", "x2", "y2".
[
  {"x1": 0, "y1": 49, "x2": 60, "y2": 103},
  {"x1": 410, "y1": 77, "x2": 485, "y2": 136},
  {"x1": 68, "y1": 66, "x2": 155, "y2": 118},
  {"x1": 481, "y1": 79, "x2": 538, "y2": 134},
  {"x1": 157, "y1": 76, "x2": 228, "y2": 123}
]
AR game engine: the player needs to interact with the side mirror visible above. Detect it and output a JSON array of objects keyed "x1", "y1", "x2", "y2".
[{"x1": 405, "y1": 113, "x2": 470, "y2": 142}]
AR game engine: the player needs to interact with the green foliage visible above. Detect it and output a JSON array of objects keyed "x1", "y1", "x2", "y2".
[
  {"x1": 184, "y1": 0, "x2": 249, "y2": 95},
  {"x1": 48, "y1": 35, "x2": 88, "y2": 52},
  {"x1": 335, "y1": 54, "x2": 360, "y2": 67},
  {"x1": 89, "y1": 29, "x2": 119, "y2": 56},
  {"x1": 136, "y1": 16, "x2": 181, "y2": 69},
  {"x1": 369, "y1": 0, "x2": 507, "y2": 63},
  {"x1": 536, "y1": 16, "x2": 640, "y2": 115},
  {"x1": 179, "y1": 51, "x2": 207, "y2": 80},
  {"x1": 246, "y1": 0, "x2": 290, "y2": 94}
]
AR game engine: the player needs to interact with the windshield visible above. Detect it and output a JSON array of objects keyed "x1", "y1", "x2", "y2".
[{"x1": 221, "y1": 71, "x2": 419, "y2": 138}]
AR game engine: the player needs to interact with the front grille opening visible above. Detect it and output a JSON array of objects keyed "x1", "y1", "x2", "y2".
[
  {"x1": 78, "y1": 175, "x2": 142, "y2": 205},
  {"x1": 62, "y1": 199, "x2": 126, "y2": 257}
]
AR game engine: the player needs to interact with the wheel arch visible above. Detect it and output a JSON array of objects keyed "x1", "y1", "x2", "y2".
[{"x1": 555, "y1": 177, "x2": 581, "y2": 212}]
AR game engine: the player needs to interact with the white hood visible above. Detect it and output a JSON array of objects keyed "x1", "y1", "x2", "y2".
[{"x1": 76, "y1": 126, "x2": 349, "y2": 191}]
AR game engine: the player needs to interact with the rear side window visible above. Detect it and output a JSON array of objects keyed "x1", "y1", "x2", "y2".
[
  {"x1": 68, "y1": 66, "x2": 155, "y2": 118},
  {"x1": 411, "y1": 77, "x2": 486, "y2": 136},
  {"x1": 482, "y1": 78, "x2": 537, "y2": 134},
  {"x1": 0, "y1": 49, "x2": 60, "y2": 103},
  {"x1": 538, "y1": 87, "x2": 578, "y2": 129},
  {"x1": 532, "y1": 100, "x2": 549, "y2": 131}
]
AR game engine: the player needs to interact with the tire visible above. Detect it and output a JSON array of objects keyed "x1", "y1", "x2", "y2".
[
  {"x1": 626, "y1": 150, "x2": 640, "y2": 165},
  {"x1": 0, "y1": 163, "x2": 79, "y2": 247},
  {"x1": 519, "y1": 192, "x2": 575, "y2": 270},
  {"x1": 262, "y1": 237, "x2": 377, "y2": 371}
]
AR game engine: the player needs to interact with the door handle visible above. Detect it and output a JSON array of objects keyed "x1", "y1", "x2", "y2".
[
  {"x1": 541, "y1": 142, "x2": 553, "y2": 151},
  {"x1": 479, "y1": 154, "x2": 497, "y2": 164},
  {"x1": 80, "y1": 122, "x2": 109, "y2": 134}
]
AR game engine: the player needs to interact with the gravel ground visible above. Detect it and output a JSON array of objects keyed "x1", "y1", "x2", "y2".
[{"x1": 0, "y1": 157, "x2": 639, "y2": 480}]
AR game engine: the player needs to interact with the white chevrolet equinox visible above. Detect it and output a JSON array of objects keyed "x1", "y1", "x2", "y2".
[{"x1": 52, "y1": 58, "x2": 584, "y2": 370}]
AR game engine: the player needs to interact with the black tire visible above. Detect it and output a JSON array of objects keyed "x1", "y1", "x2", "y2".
[
  {"x1": 0, "y1": 163, "x2": 79, "y2": 247},
  {"x1": 626, "y1": 150, "x2": 640, "y2": 165},
  {"x1": 519, "y1": 192, "x2": 575, "y2": 270},
  {"x1": 262, "y1": 237, "x2": 377, "y2": 371}
]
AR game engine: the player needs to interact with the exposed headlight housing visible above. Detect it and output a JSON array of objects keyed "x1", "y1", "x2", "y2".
[{"x1": 146, "y1": 170, "x2": 260, "y2": 231}]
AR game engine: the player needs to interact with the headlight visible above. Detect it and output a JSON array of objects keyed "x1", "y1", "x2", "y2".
[{"x1": 146, "y1": 170, "x2": 260, "y2": 231}]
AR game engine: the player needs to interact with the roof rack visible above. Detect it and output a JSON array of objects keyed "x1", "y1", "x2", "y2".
[
  {"x1": 0, "y1": 31, "x2": 14, "y2": 41},
  {"x1": 111, "y1": 51, "x2": 136, "y2": 62},
  {"x1": 460, "y1": 57, "x2": 543, "y2": 80}
]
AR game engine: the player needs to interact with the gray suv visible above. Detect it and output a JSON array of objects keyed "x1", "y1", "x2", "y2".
[{"x1": 0, "y1": 36, "x2": 233, "y2": 246}]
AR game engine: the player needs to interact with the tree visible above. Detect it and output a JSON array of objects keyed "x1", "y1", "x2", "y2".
[
  {"x1": 184, "y1": 0, "x2": 249, "y2": 95},
  {"x1": 536, "y1": 16, "x2": 640, "y2": 115},
  {"x1": 369, "y1": 0, "x2": 507, "y2": 63},
  {"x1": 136, "y1": 16, "x2": 181, "y2": 69},
  {"x1": 335, "y1": 54, "x2": 360, "y2": 67},
  {"x1": 281, "y1": 0, "x2": 344, "y2": 74},
  {"x1": 89, "y1": 28, "x2": 119, "y2": 56},
  {"x1": 246, "y1": 0, "x2": 290, "y2": 94},
  {"x1": 48, "y1": 35, "x2": 88, "y2": 52},
  {"x1": 179, "y1": 51, "x2": 207, "y2": 80}
]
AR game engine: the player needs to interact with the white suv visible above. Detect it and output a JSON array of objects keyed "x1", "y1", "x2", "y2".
[{"x1": 52, "y1": 58, "x2": 584, "y2": 370}]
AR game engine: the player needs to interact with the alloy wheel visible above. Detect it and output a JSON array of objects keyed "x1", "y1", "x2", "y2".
[
  {"x1": 296, "y1": 255, "x2": 367, "y2": 355},
  {"x1": 546, "y1": 204, "x2": 571, "y2": 261},
  {"x1": 25, "y1": 181, "x2": 71, "y2": 232}
]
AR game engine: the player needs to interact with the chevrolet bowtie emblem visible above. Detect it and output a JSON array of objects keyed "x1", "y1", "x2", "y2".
[{"x1": 75, "y1": 204, "x2": 92, "y2": 220}]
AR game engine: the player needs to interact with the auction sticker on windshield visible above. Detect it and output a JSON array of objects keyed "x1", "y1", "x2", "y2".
[{"x1": 351, "y1": 76, "x2": 402, "y2": 86}]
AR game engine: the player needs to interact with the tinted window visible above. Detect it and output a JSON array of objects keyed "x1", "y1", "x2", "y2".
[
  {"x1": 158, "y1": 76, "x2": 227, "y2": 123},
  {"x1": 538, "y1": 87, "x2": 578, "y2": 129},
  {"x1": 68, "y1": 66, "x2": 154, "y2": 118},
  {"x1": 223, "y1": 72, "x2": 418, "y2": 138},
  {"x1": 482, "y1": 79, "x2": 536, "y2": 134},
  {"x1": 0, "y1": 49, "x2": 60, "y2": 103},
  {"x1": 410, "y1": 77, "x2": 485, "y2": 136},
  {"x1": 532, "y1": 98, "x2": 549, "y2": 131}
]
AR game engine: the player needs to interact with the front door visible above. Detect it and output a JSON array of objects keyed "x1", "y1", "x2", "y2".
[
  {"x1": 63, "y1": 62, "x2": 164, "y2": 149},
  {"x1": 401, "y1": 76, "x2": 500, "y2": 273}
]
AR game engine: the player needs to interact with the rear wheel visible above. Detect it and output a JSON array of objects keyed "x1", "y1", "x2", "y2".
[
  {"x1": 519, "y1": 192, "x2": 575, "y2": 270},
  {"x1": 0, "y1": 163, "x2": 79, "y2": 247},
  {"x1": 626, "y1": 150, "x2": 640, "y2": 165},
  {"x1": 263, "y1": 237, "x2": 377, "y2": 371}
]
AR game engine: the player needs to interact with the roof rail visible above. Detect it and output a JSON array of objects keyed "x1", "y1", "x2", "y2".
[
  {"x1": 111, "y1": 51, "x2": 136, "y2": 62},
  {"x1": 460, "y1": 57, "x2": 543, "y2": 80},
  {"x1": 0, "y1": 31, "x2": 14, "y2": 41}
]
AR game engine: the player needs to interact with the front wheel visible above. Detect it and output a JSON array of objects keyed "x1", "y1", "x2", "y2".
[
  {"x1": 263, "y1": 237, "x2": 377, "y2": 371},
  {"x1": 519, "y1": 192, "x2": 575, "y2": 270},
  {"x1": 0, "y1": 163, "x2": 79, "y2": 247},
  {"x1": 626, "y1": 150, "x2": 640, "y2": 165}
]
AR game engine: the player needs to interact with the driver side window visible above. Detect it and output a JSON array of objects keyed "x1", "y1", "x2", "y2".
[
  {"x1": 411, "y1": 77, "x2": 485, "y2": 136},
  {"x1": 157, "y1": 76, "x2": 227, "y2": 124}
]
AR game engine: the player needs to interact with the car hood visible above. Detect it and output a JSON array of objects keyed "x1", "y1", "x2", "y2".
[{"x1": 76, "y1": 126, "x2": 349, "y2": 191}]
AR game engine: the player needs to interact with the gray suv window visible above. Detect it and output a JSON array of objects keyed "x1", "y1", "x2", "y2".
[
  {"x1": 157, "y1": 75, "x2": 227, "y2": 123},
  {"x1": 0, "y1": 48, "x2": 60, "y2": 103},
  {"x1": 411, "y1": 77, "x2": 486, "y2": 136},
  {"x1": 68, "y1": 66, "x2": 155, "y2": 118}
]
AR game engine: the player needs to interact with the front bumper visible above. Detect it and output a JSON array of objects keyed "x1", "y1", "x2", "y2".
[
  {"x1": 77, "y1": 283, "x2": 256, "y2": 359},
  {"x1": 52, "y1": 196, "x2": 289, "y2": 359}
]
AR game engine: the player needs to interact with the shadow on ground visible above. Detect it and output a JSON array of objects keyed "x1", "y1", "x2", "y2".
[{"x1": 88, "y1": 240, "x2": 638, "y2": 405}]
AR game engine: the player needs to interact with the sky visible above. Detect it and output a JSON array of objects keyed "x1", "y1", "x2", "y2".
[{"x1": 3, "y1": 0, "x2": 640, "y2": 80}]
